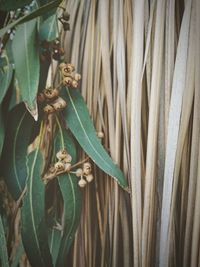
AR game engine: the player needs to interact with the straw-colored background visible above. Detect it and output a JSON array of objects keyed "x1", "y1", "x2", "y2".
[{"x1": 62, "y1": 1, "x2": 200, "y2": 266}]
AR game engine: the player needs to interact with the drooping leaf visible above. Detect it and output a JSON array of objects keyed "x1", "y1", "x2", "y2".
[
  {"x1": 39, "y1": 14, "x2": 59, "y2": 41},
  {"x1": 0, "y1": 0, "x2": 62, "y2": 37},
  {"x1": 48, "y1": 228, "x2": 61, "y2": 266},
  {"x1": 0, "y1": 49, "x2": 13, "y2": 104},
  {"x1": 0, "y1": 0, "x2": 32, "y2": 11},
  {"x1": 53, "y1": 123, "x2": 82, "y2": 267},
  {"x1": 0, "y1": 214, "x2": 9, "y2": 267},
  {"x1": 56, "y1": 173, "x2": 82, "y2": 267},
  {"x1": 12, "y1": 18, "x2": 39, "y2": 110},
  {"x1": 0, "y1": 106, "x2": 5, "y2": 157},
  {"x1": 21, "y1": 149, "x2": 53, "y2": 267},
  {"x1": 62, "y1": 88, "x2": 128, "y2": 190},
  {"x1": 0, "y1": 103, "x2": 35, "y2": 200}
]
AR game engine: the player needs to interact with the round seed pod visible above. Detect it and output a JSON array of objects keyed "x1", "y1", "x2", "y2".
[
  {"x1": 63, "y1": 76, "x2": 73, "y2": 86},
  {"x1": 52, "y1": 50, "x2": 60, "y2": 61},
  {"x1": 63, "y1": 154, "x2": 72, "y2": 163},
  {"x1": 85, "y1": 174, "x2": 94, "y2": 183},
  {"x1": 71, "y1": 80, "x2": 78, "y2": 88},
  {"x1": 54, "y1": 161, "x2": 65, "y2": 171},
  {"x1": 63, "y1": 10, "x2": 70, "y2": 21},
  {"x1": 64, "y1": 163, "x2": 71, "y2": 172},
  {"x1": 43, "y1": 88, "x2": 59, "y2": 100},
  {"x1": 66, "y1": 63, "x2": 75, "y2": 73},
  {"x1": 43, "y1": 104, "x2": 55, "y2": 114},
  {"x1": 63, "y1": 22, "x2": 70, "y2": 31},
  {"x1": 76, "y1": 168, "x2": 83, "y2": 177},
  {"x1": 52, "y1": 97, "x2": 67, "y2": 111},
  {"x1": 74, "y1": 73, "x2": 81, "y2": 81},
  {"x1": 56, "y1": 149, "x2": 68, "y2": 160},
  {"x1": 49, "y1": 165, "x2": 56, "y2": 174},
  {"x1": 97, "y1": 131, "x2": 104, "y2": 138},
  {"x1": 83, "y1": 162, "x2": 92, "y2": 175},
  {"x1": 78, "y1": 178, "x2": 87, "y2": 188}
]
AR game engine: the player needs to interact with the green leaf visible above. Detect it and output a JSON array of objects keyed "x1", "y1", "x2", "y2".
[
  {"x1": 0, "y1": 103, "x2": 35, "y2": 200},
  {"x1": 56, "y1": 173, "x2": 82, "y2": 267},
  {"x1": 21, "y1": 149, "x2": 53, "y2": 267},
  {"x1": 0, "y1": 0, "x2": 62, "y2": 38},
  {"x1": 54, "y1": 124, "x2": 82, "y2": 267},
  {"x1": 0, "y1": 49, "x2": 13, "y2": 104},
  {"x1": 0, "y1": 214, "x2": 9, "y2": 267},
  {"x1": 0, "y1": 106, "x2": 5, "y2": 157},
  {"x1": 62, "y1": 88, "x2": 128, "y2": 190},
  {"x1": 0, "y1": 0, "x2": 32, "y2": 11},
  {"x1": 39, "y1": 14, "x2": 58, "y2": 41},
  {"x1": 48, "y1": 229, "x2": 61, "y2": 266},
  {"x1": 12, "y1": 18, "x2": 39, "y2": 109}
]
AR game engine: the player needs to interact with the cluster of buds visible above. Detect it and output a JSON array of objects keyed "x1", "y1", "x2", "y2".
[
  {"x1": 37, "y1": 87, "x2": 67, "y2": 114},
  {"x1": 58, "y1": 9, "x2": 70, "y2": 31},
  {"x1": 40, "y1": 39, "x2": 64, "y2": 62},
  {"x1": 43, "y1": 149, "x2": 72, "y2": 184},
  {"x1": 75, "y1": 162, "x2": 94, "y2": 188},
  {"x1": 59, "y1": 63, "x2": 81, "y2": 88}
]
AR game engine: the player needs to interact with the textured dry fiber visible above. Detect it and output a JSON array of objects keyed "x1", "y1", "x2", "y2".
[{"x1": 63, "y1": 0, "x2": 200, "y2": 266}]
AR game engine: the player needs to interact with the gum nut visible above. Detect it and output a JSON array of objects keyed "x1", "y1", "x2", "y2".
[
  {"x1": 63, "y1": 154, "x2": 72, "y2": 163},
  {"x1": 97, "y1": 131, "x2": 104, "y2": 138},
  {"x1": 86, "y1": 174, "x2": 94, "y2": 183},
  {"x1": 63, "y1": 77, "x2": 73, "y2": 86},
  {"x1": 76, "y1": 168, "x2": 83, "y2": 177},
  {"x1": 83, "y1": 162, "x2": 92, "y2": 174},
  {"x1": 74, "y1": 73, "x2": 81, "y2": 81},
  {"x1": 43, "y1": 104, "x2": 54, "y2": 114},
  {"x1": 54, "y1": 161, "x2": 65, "y2": 171},
  {"x1": 64, "y1": 163, "x2": 71, "y2": 172},
  {"x1": 71, "y1": 80, "x2": 78, "y2": 88},
  {"x1": 78, "y1": 178, "x2": 87, "y2": 188},
  {"x1": 49, "y1": 165, "x2": 56, "y2": 173},
  {"x1": 52, "y1": 98, "x2": 67, "y2": 111},
  {"x1": 56, "y1": 149, "x2": 67, "y2": 160},
  {"x1": 43, "y1": 88, "x2": 59, "y2": 100},
  {"x1": 63, "y1": 22, "x2": 70, "y2": 31},
  {"x1": 66, "y1": 63, "x2": 75, "y2": 73},
  {"x1": 63, "y1": 10, "x2": 70, "y2": 21}
]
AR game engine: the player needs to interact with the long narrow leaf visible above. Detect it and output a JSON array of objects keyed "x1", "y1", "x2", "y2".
[
  {"x1": 62, "y1": 88, "x2": 128, "y2": 190},
  {"x1": 21, "y1": 148, "x2": 53, "y2": 267},
  {"x1": 12, "y1": 18, "x2": 39, "y2": 109},
  {"x1": 0, "y1": 0, "x2": 62, "y2": 37},
  {"x1": 54, "y1": 123, "x2": 82, "y2": 267},
  {"x1": 0, "y1": 104, "x2": 35, "y2": 199}
]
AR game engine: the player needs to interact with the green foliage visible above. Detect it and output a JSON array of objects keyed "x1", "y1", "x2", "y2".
[
  {"x1": 0, "y1": 0, "x2": 62, "y2": 37},
  {"x1": 0, "y1": 3, "x2": 127, "y2": 266},
  {"x1": 39, "y1": 14, "x2": 58, "y2": 41},
  {"x1": 54, "y1": 127, "x2": 82, "y2": 267},
  {"x1": 21, "y1": 148, "x2": 53, "y2": 267},
  {"x1": 0, "y1": 0, "x2": 32, "y2": 11},
  {"x1": 12, "y1": 18, "x2": 39, "y2": 109},
  {"x1": 1, "y1": 104, "x2": 35, "y2": 200},
  {"x1": 62, "y1": 88, "x2": 128, "y2": 190},
  {"x1": 0, "y1": 48, "x2": 13, "y2": 104}
]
